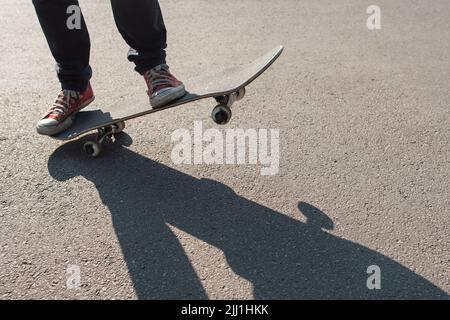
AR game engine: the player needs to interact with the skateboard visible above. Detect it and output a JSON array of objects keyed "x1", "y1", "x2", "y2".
[{"x1": 53, "y1": 45, "x2": 284, "y2": 157}]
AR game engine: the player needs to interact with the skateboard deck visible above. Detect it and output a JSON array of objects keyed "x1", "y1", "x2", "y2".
[{"x1": 53, "y1": 45, "x2": 283, "y2": 156}]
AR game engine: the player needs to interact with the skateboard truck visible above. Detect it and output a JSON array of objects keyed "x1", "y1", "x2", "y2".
[
  {"x1": 212, "y1": 87, "x2": 246, "y2": 125},
  {"x1": 83, "y1": 121, "x2": 125, "y2": 157}
]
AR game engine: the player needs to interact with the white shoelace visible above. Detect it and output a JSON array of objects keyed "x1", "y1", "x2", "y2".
[{"x1": 49, "y1": 90, "x2": 80, "y2": 116}]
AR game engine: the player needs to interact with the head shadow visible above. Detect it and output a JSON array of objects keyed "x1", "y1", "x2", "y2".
[{"x1": 47, "y1": 137, "x2": 448, "y2": 299}]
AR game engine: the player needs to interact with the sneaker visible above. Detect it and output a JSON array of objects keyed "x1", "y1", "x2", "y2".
[
  {"x1": 36, "y1": 84, "x2": 95, "y2": 136},
  {"x1": 144, "y1": 64, "x2": 186, "y2": 108}
]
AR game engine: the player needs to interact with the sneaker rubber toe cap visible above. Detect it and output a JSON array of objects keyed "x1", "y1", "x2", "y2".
[{"x1": 36, "y1": 118, "x2": 70, "y2": 136}]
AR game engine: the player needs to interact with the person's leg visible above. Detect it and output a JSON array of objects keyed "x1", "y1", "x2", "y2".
[
  {"x1": 34, "y1": 0, "x2": 94, "y2": 135},
  {"x1": 110, "y1": 0, "x2": 167, "y2": 74},
  {"x1": 33, "y1": 0, "x2": 92, "y2": 91},
  {"x1": 110, "y1": 0, "x2": 185, "y2": 108}
]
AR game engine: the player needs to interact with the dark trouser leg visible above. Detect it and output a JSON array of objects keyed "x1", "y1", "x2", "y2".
[
  {"x1": 110, "y1": 0, "x2": 167, "y2": 75},
  {"x1": 33, "y1": 0, "x2": 92, "y2": 91}
]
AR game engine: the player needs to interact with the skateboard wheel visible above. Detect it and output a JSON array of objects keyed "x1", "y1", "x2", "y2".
[
  {"x1": 83, "y1": 141, "x2": 102, "y2": 157},
  {"x1": 215, "y1": 95, "x2": 229, "y2": 105},
  {"x1": 113, "y1": 121, "x2": 125, "y2": 134},
  {"x1": 236, "y1": 87, "x2": 246, "y2": 101},
  {"x1": 212, "y1": 105, "x2": 232, "y2": 125}
]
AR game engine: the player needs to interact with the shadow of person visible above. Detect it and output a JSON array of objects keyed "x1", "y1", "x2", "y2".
[{"x1": 47, "y1": 136, "x2": 449, "y2": 299}]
